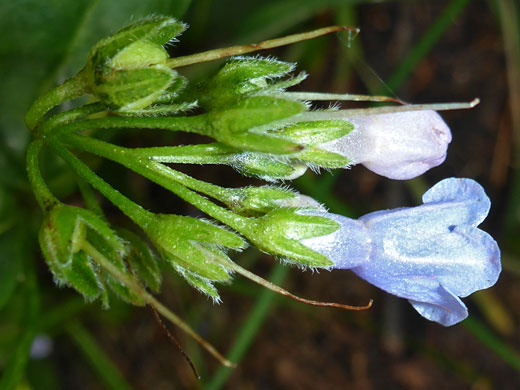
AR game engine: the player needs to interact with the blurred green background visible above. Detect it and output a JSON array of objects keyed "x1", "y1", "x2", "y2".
[{"x1": 1, "y1": 0, "x2": 519, "y2": 389}]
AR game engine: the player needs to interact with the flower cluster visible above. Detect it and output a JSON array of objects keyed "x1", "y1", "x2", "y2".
[{"x1": 27, "y1": 14, "x2": 501, "y2": 367}]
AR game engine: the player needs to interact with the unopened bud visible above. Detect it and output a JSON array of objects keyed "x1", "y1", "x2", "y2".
[
  {"x1": 85, "y1": 16, "x2": 186, "y2": 112},
  {"x1": 320, "y1": 110, "x2": 452, "y2": 179},
  {"x1": 197, "y1": 57, "x2": 296, "y2": 109}
]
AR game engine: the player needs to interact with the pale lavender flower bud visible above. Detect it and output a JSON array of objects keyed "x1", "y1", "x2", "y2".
[{"x1": 320, "y1": 110, "x2": 452, "y2": 180}]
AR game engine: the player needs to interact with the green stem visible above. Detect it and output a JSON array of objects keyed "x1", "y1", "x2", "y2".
[
  {"x1": 167, "y1": 26, "x2": 358, "y2": 68},
  {"x1": 63, "y1": 136, "x2": 237, "y2": 202},
  {"x1": 61, "y1": 133, "x2": 250, "y2": 232},
  {"x1": 26, "y1": 139, "x2": 60, "y2": 211},
  {"x1": 283, "y1": 91, "x2": 404, "y2": 104},
  {"x1": 50, "y1": 113, "x2": 208, "y2": 138},
  {"x1": 129, "y1": 143, "x2": 236, "y2": 165},
  {"x1": 25, "y1": 71, "x2": 88, "y2": 131},
  {"x1": 81, "y1": 240, "x2": 234, "y2": 368},
  {"x1": 77, "y1": 176, "x2": 104, "y2": 216},
  {"x1": 217, "y1": 257, "x2": 372, "y2": 311},
  {"x1": 47, "y1": 138, "x2": 153, "y2": 227},
  {"x1": 296, "y1": 99, "x2": 479, "y2": 120},
  {"x1": 39, "y1": 102, "x2": 106, "y2": 136},
  {"x1": 137, "y1": 161, "x2": 250, "y2": 231}
]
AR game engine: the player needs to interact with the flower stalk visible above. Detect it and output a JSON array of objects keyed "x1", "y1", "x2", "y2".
[
  {"x1": 80, "y1": 239, "x2": 235, "y2": 368},
  {"x1": 167, "y1": 26, "x2": 359, "y2": 68}
]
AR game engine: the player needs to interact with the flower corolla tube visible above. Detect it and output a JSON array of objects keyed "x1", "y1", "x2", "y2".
[
  {"x1": 300, "y1": 178, "x2": 501, "y2": 326},
  {"x1": 320, "y1": 110, "x2": 452, "y2": 180}
]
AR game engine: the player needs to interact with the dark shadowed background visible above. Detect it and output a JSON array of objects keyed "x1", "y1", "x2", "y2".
[{"x1": 1, "y1": 0, "x2": 519, "y2": 389}]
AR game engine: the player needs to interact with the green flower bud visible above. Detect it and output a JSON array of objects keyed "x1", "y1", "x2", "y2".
[
  {"x1": 143, "y1": 215, "x2": 245, "y2": 292},
  {"x1": 227, "y1": 186, "x2": 324, "y2": 216},
  {"x1": 244, "y1": 208, "x2": 340, "y2": 267},
  {"x1": 38, "y1": 205, "x2": 126, "y2": 302},
  {"x1": 230, "y1": 152, "x2": 307, "y2": 182},
  {"x1": 196, "y1": 57, "x2": 300, "y2": 109},
  {"x1": 207, "y1": 96, "x2": 307, "y2": 153},
  {"x1": 84, "y1": 16, "x2": 186, "y2": 112}
]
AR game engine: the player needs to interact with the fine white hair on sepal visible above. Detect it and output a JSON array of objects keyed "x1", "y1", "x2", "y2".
[{"x1": 327, "y1": 102, "x2": 342, "y2": 111}]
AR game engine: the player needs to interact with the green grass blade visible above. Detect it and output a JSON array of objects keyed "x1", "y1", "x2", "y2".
[
  {"x1": 65, "y1": 320, "x2": 132, "y2": 390},
  {"x1": 387, "y1": 0, "x2": 470, "y2": 91},
  {"x1": 0, "y1": 253, "x2": 40, "y2": 390},
  {"x1": 494, "y1": 0, "x2": 520, "y2": 233},
  {"x1": 205, "y1": 263, "x2": 289, "y2": 390},
  {"x1": 463, "y1": 316, "x2": 520, "y2": 372}
]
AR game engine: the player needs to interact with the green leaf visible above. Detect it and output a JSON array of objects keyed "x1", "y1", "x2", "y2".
[
  {"x1": 0, "y1": 0, "x2": 97, "y2": 155},
  {"x1": 0, "y1": 0, "x2": 192, "y2": 157}
]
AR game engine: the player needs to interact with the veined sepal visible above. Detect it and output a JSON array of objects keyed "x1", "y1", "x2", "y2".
[
  {"x1": 242, "y1": 208, "x2": 341, "y2": 268},
  {"x1": 206, "y1": 95, "x2": 307, "y2": 153},
  {"x1": 38, "y1": 204, "x2": 145, "y2": 306},
  {"x1": 226, "y1": 186, "x2": 324, "y2": 216},
  {"x1": 117, "y1": 228, "x2": 162, "y2": 293},
  {"x1": 193, "y1": 56, "x2": 299, "y2": 109},
  {"x1": 229, "y1": 152, "x2": 307, "y2": 182},
  {"x1": 84, "y1": 16, "x2": 186, "y2": 113},
  {"x1": 141, "y1": 214, "x2": 245, "y2": 297}
]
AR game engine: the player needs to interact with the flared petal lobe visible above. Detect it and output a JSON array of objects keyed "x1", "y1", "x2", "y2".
[{"x1": 340, "y1": 178, "x2": 500, "y2": 326}]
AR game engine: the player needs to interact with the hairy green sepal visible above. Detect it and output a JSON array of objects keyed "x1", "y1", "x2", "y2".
[
  {"x1": 245, "y1": 208, "x2": 340, "y2": 267},
  {"x1": 85, "y1": 16, "x2": 186, "y2": 112},
  {"x1": 38, "y1": 205, "x2": 138, "y2": 305}
]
